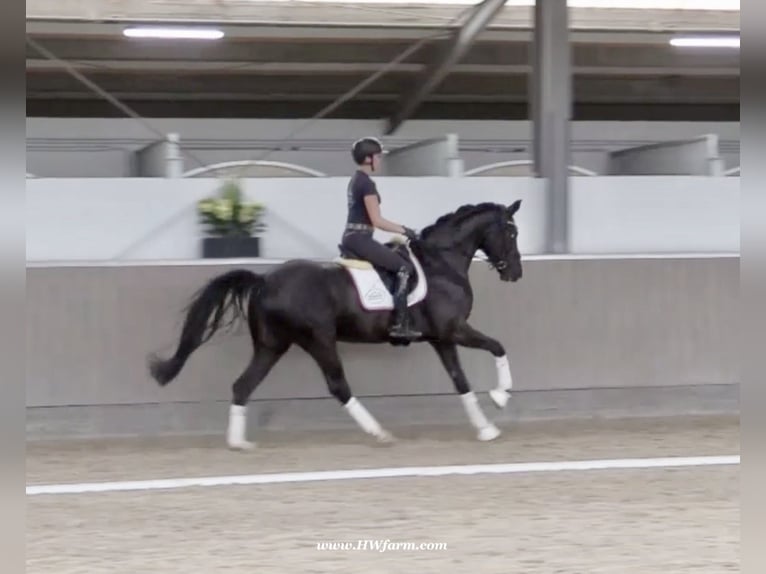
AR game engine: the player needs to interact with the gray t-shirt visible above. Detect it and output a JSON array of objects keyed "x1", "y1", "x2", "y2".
[{"x1": 346, "y1": 170, "x2": 381, "y2": 228}]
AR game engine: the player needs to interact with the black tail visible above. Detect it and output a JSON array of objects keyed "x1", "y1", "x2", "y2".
[{"x1": 148, "y1": 269, "x2": 264, "y2": 386}]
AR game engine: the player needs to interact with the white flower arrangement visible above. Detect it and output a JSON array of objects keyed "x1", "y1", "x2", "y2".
[{"x1": 197, "y1": 179, "x2": 266, "y2": 238}]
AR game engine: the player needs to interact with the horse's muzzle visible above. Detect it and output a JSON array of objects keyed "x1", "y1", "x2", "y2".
[
  {"x1": 491, "y1": 259, "x2": 521, "y2": 282},
  {"x1": 500, "y1": 262, "x2": 522, "y2": 282},
  {"x1": 501, "y1": 271, "x2": 519, "y2": 282},
  {"x1": 490, "y1": 261, "x2": 521, "y2": 282}
]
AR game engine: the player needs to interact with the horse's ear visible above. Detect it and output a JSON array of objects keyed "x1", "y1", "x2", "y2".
[{"x1": 507, "y1": 199, "x2": 522, "y2": 216}]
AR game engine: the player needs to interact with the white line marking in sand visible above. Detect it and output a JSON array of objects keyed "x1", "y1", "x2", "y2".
[{"x1": 26, "y1": 455, "x2": 740, "y2": 496}]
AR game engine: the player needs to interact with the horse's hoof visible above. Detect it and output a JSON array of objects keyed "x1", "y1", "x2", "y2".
[
  {"x1": 477, "y1": 425, "x2": 501, "y2": 442},
  {"x1": 489, "y1": 389, "x2": 510, "y2": 409},
  {"x1": 376, "y1": 431, "x2": 396, "y2": 445},
  {"x1": 228, "y1": 440, "x2": 256, "y2": 451}
]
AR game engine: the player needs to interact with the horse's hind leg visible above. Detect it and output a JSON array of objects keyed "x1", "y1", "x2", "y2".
[
  {"x1": 227, "y1": 343, "x2": 288, "y2": 450},
  {"x1": 300, "y1": 336, "x2": 393, "y2": 444},
  {"x1": 429, "y1": 341, "x2": 500, "y2": 442}
]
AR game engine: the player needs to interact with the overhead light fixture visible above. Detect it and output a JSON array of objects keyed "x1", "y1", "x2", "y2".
[
  {"x1": 123, "y1": 27, "x2": 225, "y2": 40},
  {"x1": 670, "y1": 36, "x2": 740, "y2": 48},
  {"x1": 268, "y1": 0, "x2": 741, "y2": 7}
]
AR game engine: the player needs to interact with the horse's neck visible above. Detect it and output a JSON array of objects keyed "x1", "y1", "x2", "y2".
[
  {"x1": 452, "y1": 220, "x2": 486, "y2": 268},
  {"x1": 420, "y1": 226, "x2": 483, "y2": 278}
]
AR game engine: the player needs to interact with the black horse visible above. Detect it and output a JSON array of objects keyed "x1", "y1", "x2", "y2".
[{"x1": 149, "y1": 200, "x2": 522, "y2": 449}]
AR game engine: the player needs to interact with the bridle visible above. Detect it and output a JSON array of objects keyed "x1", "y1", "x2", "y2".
[
  {"x1": 416, "y1": 211, "x2": 518, "y2": 273},
  {"x1": 484, "y1": 255, "x2": 508, "y2": 272}
]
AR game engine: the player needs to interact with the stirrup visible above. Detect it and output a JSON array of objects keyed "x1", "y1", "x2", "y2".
[{"x1": 388, "y1": 323, "x2": 422, "y2": 340}]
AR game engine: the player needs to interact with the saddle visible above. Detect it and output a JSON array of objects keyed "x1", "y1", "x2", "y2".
[{"x1": 334, "y1": 239, "x2": 428, "y2": 312}]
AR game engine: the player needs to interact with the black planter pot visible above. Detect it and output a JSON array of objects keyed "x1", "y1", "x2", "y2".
[{"x1": 202, "y1": 236, "x2": 261, "y2": 259}]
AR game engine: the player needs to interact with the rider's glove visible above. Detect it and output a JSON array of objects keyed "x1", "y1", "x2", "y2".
[{"x1": 402, "y1": 226, "x2": 420, "y2": 241}]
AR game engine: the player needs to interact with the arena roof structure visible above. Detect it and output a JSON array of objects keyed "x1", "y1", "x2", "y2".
[{"x1": 26, "y1": 0, "x2": 739, "y2": 121}]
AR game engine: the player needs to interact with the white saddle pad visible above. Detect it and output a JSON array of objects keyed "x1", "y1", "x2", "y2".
[{"x1": 336, "y1": 246, "x2": 428, "y2": 311}]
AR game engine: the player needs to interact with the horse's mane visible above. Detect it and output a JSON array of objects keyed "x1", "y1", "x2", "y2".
[{"x1": 420, "y1": 202, "x2": 502, "y2": 240}]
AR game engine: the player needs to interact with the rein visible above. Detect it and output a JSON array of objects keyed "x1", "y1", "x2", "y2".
[
  {"x1": 417, "y1": 240, "x2": 505, "y2": 270},
  {"x1": 412, "y1": 210, "x2": 514, "y2": 273}
]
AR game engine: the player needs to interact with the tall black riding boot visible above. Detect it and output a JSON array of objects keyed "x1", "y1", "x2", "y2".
[{"x1": 388, "y1": 267, "x2": 422, "y2": 340}]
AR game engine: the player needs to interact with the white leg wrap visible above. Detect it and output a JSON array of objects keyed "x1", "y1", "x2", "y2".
[
  {"x1": 495, "y1": 355, "x2": 513, "y2": 391},
  {"x1": 489, "y1": 355, "x2": 513, "y2": 409},
  {"x1": 344, "y1": 397, "x2": 391, "y2": 442},
  {"x1": 227, "y1": 404, "x2": 254, "y2": 450},
  {"x1": 460, "y1": 392, "x2": 500, "y2": 441}
]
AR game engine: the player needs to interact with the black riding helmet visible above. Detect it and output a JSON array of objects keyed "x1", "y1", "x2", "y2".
[{"x1": 351, "y1": 137, "x2": 384, "y2": 166}]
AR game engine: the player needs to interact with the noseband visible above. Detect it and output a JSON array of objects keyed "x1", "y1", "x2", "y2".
[{"x1": 488, "y1": 259, "x2": 508, "y2": 272}]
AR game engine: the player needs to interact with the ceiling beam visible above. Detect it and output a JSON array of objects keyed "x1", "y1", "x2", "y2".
[
  {"x1": 25, "y1": 90, "x2": 737, "y2": 104},
  {"x1": 25, "y1": 1, "x2": 741, "y2": 32},
  {"x1": 27, "y1": 82, "x2": 739, "y2": 106},
  {"x1": 385, "y1": 0, "x2": 508, "y2": 135},
  {"x1": 25, "y1": 20, "x2": 733, "y2": 46},
  {"x1": 25, "y1": 58, "x2": 740, "y2": 78},
  {"x1": 24, "y1": 60, "x2": 426, "y2": 74}
]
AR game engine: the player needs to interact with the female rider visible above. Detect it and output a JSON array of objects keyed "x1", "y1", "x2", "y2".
[{"x1": 340, "y1": 137, "x2": 421, "y2": 341}]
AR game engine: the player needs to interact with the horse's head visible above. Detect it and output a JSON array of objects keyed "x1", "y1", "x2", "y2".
[
  {"x1": 419, "y1": 200, "x2": 523, "y2": 282},
  {"x1": 478, "y1": 200, "x2": 523, "y2": 282}
]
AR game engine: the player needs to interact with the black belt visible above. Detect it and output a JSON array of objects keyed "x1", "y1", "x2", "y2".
[{"x1": 345, "y1": 223, "x2": 374, "y2": 232}]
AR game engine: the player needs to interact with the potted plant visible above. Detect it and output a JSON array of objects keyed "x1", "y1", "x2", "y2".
[{"x1": 197, "y1": 179, "x2": 266, "y2": 258}]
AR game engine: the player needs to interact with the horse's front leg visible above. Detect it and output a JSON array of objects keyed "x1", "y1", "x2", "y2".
[
  {"x1": 429, "y1": 341, "x2": 500, "y2": 441},
  {"x1": 451, "y1": 323, "x2": 513, "y2": 409}
]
